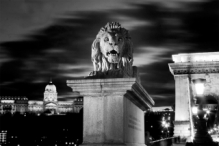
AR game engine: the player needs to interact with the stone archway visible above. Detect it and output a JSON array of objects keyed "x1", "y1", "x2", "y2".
[
  {"x1": 168, "y1": 52, "x2": 219, "y2": 140},
  {"x1": 193, "y1": 94, "x2": 218, "y2": 132},
  {"x1": 201, "y1": 94, "x2": 219, "y2": 127}
]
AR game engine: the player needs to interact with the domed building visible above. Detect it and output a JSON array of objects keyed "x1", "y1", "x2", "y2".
[
  {"x1": 27, "y1": 80, "x2": 83, "y2": 115},
  {"x1": 43, "y1": 81, "x2": 58, "y2": 113},
  {"x1": 0, "y1": 80, "x2": 83, "y2": 115}
]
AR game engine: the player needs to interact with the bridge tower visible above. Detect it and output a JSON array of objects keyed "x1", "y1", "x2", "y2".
[{"x1": 168, "y1": 52, "x2": 219, "y2": 140}]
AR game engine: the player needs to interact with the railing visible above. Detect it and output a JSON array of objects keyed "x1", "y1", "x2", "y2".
[
  {"x1": 150, "y1": 137, "x2": 180, "y2": 146},
  {"x1": 150, "y1": 137, "x2": 219, "y2": 146}
]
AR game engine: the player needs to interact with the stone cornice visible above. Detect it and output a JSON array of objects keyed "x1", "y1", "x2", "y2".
[
  {"x1": 67, "y1": 78, "x2": 154, "y2": 110},
  {"x1": 67, "y1": 78, "x2": 136, "y2": 96},
  {"x1": 132, "y1": 81, "x2": 155, "y2": 106},
  {"x1": 168, "y1": 62, "x2": 219, "y2": 75},
  {"x1": 172, "y1": 52, "x2": 219, "y2": 63}
]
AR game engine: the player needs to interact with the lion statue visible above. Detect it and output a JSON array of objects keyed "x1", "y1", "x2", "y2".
[{"x1": 89, "y1": 22, "x2": 134, "y2": 78}]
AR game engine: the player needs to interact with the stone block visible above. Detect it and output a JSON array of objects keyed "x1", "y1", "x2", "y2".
[{"x1": 67, "y1": 78, "x2": 154, "y2": 146}]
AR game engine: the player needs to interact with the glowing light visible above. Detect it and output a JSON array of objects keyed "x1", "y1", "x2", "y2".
[
  {"x1": 164, "y1": 123, "x2": 169, "y2": 128},
  {"x1": 206, "y1": 110, "x2": 210, "y2": 114},
  {"x1": 192, "y1": 78, "x2": 206, "y2": 96},
  {"x1": 194, "y1": 83, "x2": 205, "y2": 95},
  {"x1": 1, "y1": 100, "x2": 14, "y2": 103},
  {"x1": 192, "y1": 107, "x2": 198, "y2": 115}
]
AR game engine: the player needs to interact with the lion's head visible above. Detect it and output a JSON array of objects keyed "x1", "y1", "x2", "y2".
[{"x1": 91, "y1": 22, "x2": 133, "y2": 77}]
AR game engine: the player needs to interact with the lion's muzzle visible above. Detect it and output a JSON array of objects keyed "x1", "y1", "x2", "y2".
[{"x1": 106, "y1": 50, "x2": 120, "y2": 63}]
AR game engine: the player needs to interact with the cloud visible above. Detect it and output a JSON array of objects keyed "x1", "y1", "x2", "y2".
[
  {"x1": 111, "y1": 15, "x2": 153, "y2": 30},
  {"x1": 134, "y1": 46, "x2": 172, "y2": 66},
  {"x1": 0, "y1": 48, "x2": 14, "y2": 67},
  {"x1": 0, "y1": 0, "x2": 218, "y2": 106},
  {"x1": 1, "y1": 0, "x2": 130, "y2": 42},
  {"x1": 58, "y1": 64, "x2": 92, "y2": 77},
  {"x1": 57, "y1": 92, "x2": 80, "y2": 101}
]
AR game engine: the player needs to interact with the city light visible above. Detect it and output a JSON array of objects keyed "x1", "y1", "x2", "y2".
[
  {"x1": 164, "y1": 123, "x2": 169, "y2": 128},
  {"x1": 192, "y1": 106, "x2": 198, "y2": 115},
  {"x1": 161, "y1": 120, "x2": 169, "y2": 128},
  {"x1": 206, "y1": 110, "x2": 210, "y2": 114}
]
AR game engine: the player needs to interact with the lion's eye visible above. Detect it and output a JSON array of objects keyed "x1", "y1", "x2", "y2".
[
  {"x1": 118, "y1": 38, "x2": 122, "y2": 42},
  {"x1": 104, "y1": 37, "x2": 109, "y2": 42}
]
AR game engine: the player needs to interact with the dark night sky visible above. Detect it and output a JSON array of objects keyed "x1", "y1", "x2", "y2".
[{"x1": 0, "y1": 0, "x2": 218, "y2": 106}]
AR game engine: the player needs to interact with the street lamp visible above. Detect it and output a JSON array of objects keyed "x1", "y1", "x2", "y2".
[
  {"x1": 192, "y1": 106, "x2": 198, "y2": 115},
  {"x1": 193, "y1": 78, "x2": 206, "y2": 96},
  {"x1": 192, "y1": 78, "x2": 216, "y2": 146}
]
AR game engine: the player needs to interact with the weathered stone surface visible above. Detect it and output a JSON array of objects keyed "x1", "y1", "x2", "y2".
[
  {"x1": 67, "y1": 78, "x2": 154, "y2": 146},
  {"x1": 173, "y1": 121, "x2": 191, "y2": 138},
  {"x1": 67, "y1": 78, "x2": 154, "y2": 111},
  {"x1": 169, "y1": 52, "x2": 219, "y2": 75},
  {"x1": 175, "y1": 75, "x2": 191, "y2": 122}
]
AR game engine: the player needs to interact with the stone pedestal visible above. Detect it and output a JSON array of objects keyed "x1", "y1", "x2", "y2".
[{"x1": 67, "y1": 78, "x2": 154, "y2": 146}]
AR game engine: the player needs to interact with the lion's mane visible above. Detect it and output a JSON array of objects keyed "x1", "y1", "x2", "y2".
[{"x1": 91, "y1": 22, "x2": 133, "y2": 77}]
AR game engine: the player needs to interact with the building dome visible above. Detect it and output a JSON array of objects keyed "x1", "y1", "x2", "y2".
[
  {"x1": 45, "y1": 81, "x2": 57, "y2": 93},
  {"x1": 44, "y1": 80, "x2": 58, "y2": 105}
]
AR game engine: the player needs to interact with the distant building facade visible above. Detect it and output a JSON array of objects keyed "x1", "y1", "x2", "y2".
[
  {"x1": 0, "y1": 97, "x2": 28, "y2": 114},
  {"x1": 0, "y1": 81, "x2": 83, "y2": 115},
  {"x1": 145, "y1": 106, "x2": 175, "y2": 140}
]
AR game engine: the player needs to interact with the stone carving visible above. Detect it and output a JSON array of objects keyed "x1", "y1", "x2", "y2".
[{"x1": 89, "y1": 22, "x2": 134, "y2": 78}]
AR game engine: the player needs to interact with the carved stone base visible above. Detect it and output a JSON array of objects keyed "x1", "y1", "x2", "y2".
[
  {"x1": 87, "y1": 66, "x2": 139, "y2": 81},
  {"x1": 67, "y1": 78, "x2": 154, "y2": 146}
]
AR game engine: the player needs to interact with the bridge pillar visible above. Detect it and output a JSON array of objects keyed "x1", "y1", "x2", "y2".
[
  {"x1": 173, "y1": 75, "x2": 192, "y2": 139},
  {"x1": 169, "y1": 52, "x2": 219, "y2": 141}
]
